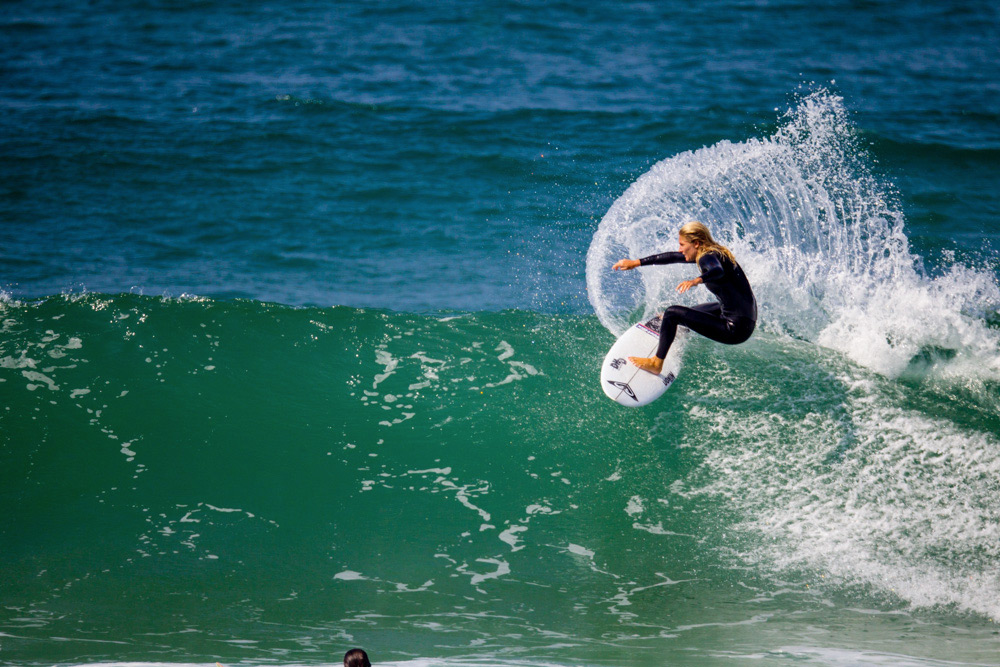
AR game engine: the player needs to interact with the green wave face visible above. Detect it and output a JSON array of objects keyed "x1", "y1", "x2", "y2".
[{"x1": 4, "y1": 294, "x2": 1000, "y2": 665}]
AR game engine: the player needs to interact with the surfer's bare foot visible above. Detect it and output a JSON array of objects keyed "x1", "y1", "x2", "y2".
[{"x1": 629, "y1": 356, "x2": 663, "y2": 374}]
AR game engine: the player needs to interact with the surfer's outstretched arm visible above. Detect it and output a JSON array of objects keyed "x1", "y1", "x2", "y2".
[
  {"x1": 638, "y1": 251, "x2": 687, "y2": 266},
  {"x1": 612, "y1": 258, "x2": 640, "y2": 270},
  {"x1": 613, "y1": 252, "x2": 690, "y2": 271}
]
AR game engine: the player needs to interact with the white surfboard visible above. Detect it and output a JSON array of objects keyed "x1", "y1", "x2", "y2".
[{"x1": 600, "y1": 316, "x2": 683, "y2": 407}]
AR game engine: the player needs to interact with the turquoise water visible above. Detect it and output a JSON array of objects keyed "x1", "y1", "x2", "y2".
[{"x1": 3, "y1": 1, "x2": 1000, "y2": 666}]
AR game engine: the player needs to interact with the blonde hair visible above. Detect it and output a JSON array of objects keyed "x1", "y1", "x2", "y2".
[{"x1": 679, "y1": 221, "x2": 736, "y2": 265}]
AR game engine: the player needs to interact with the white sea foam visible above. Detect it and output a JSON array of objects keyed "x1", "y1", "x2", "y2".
[
  {"x1": 586, "y1": 90, "x2": 1000, "y2": 383},
  {"x1": 589, "y1": 90, "x2": 1000, "y2": 620},
  {"x1": 673, "y1": 358, "x2": 1000, "y2": 620},
  {"x1": 0, "y1": 289, "x2": 20, "y2": 308}
]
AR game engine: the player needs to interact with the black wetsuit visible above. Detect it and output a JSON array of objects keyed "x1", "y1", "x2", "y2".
[{"x1": 638, "y1": 250, "x2": 757, "y2": 359}]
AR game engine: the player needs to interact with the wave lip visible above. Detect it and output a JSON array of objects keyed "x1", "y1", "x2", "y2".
[{"x1": 586, "y1": 89, "x2": 1000, "y2": 383}]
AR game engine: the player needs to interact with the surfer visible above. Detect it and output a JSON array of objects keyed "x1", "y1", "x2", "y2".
[{"x1": 612, "y1": 221, "x2": 757, "y2": 374}]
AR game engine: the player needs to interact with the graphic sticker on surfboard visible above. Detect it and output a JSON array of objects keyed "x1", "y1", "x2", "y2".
[{"x1": 600, "y1": 316, "x2": 684, "y2": 407}]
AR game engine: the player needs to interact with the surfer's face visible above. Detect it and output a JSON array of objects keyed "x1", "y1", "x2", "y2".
[{"x1": 679, "y1": 234, "x2": 700, "y2": 262}]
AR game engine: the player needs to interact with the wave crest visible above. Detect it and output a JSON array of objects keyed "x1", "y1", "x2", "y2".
[{"x1": 586, "y1": 90, "x2": 1000, "y2": 380}]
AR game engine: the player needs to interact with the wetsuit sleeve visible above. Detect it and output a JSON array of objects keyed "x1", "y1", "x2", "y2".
[
  {"x1": 638, "y1": 251, "x2": 686, "y2": 266},
  {"x1": 697, "y1": 253, "x2": 725, "y2": 282}
]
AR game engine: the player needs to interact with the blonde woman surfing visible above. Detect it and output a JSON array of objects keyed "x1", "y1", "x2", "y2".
[{"x1": 612, "y1": 221, "x2": 757, "y2": 374}]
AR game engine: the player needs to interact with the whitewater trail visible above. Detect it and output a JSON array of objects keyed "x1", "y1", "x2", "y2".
[{"x1": 586, "y1": 90, "x2": 1000, "y2": 382}]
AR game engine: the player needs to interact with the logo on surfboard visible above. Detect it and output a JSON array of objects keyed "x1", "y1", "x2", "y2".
[
  {"x1": 610, "y1": 358, "x2": 626, "y2": 370},
  {"x1": 606, "y1": 379, "x2": 638, "y2": 402}
]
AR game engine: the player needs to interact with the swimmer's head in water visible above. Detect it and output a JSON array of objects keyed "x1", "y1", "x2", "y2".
[{"x1": 344, "y1": 649, "x2": 371, "y2": 667}]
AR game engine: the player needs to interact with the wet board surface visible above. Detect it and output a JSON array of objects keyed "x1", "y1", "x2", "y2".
[{"x1": 600, "y1": 316, "x2": 682, "y2": 407}]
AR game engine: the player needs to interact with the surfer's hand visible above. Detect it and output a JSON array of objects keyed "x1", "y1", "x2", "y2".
[
  {"x1": 676, "y1": 278, "x2": 700, "y2": 293},
  {"x1": 613, "y1": 259, "x2": 640, "y2": 271}
]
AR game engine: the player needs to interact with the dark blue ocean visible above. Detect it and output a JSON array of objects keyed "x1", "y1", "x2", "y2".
[{"x1": 3, "y1": 1, "x2": 1000, "y2": 666}]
